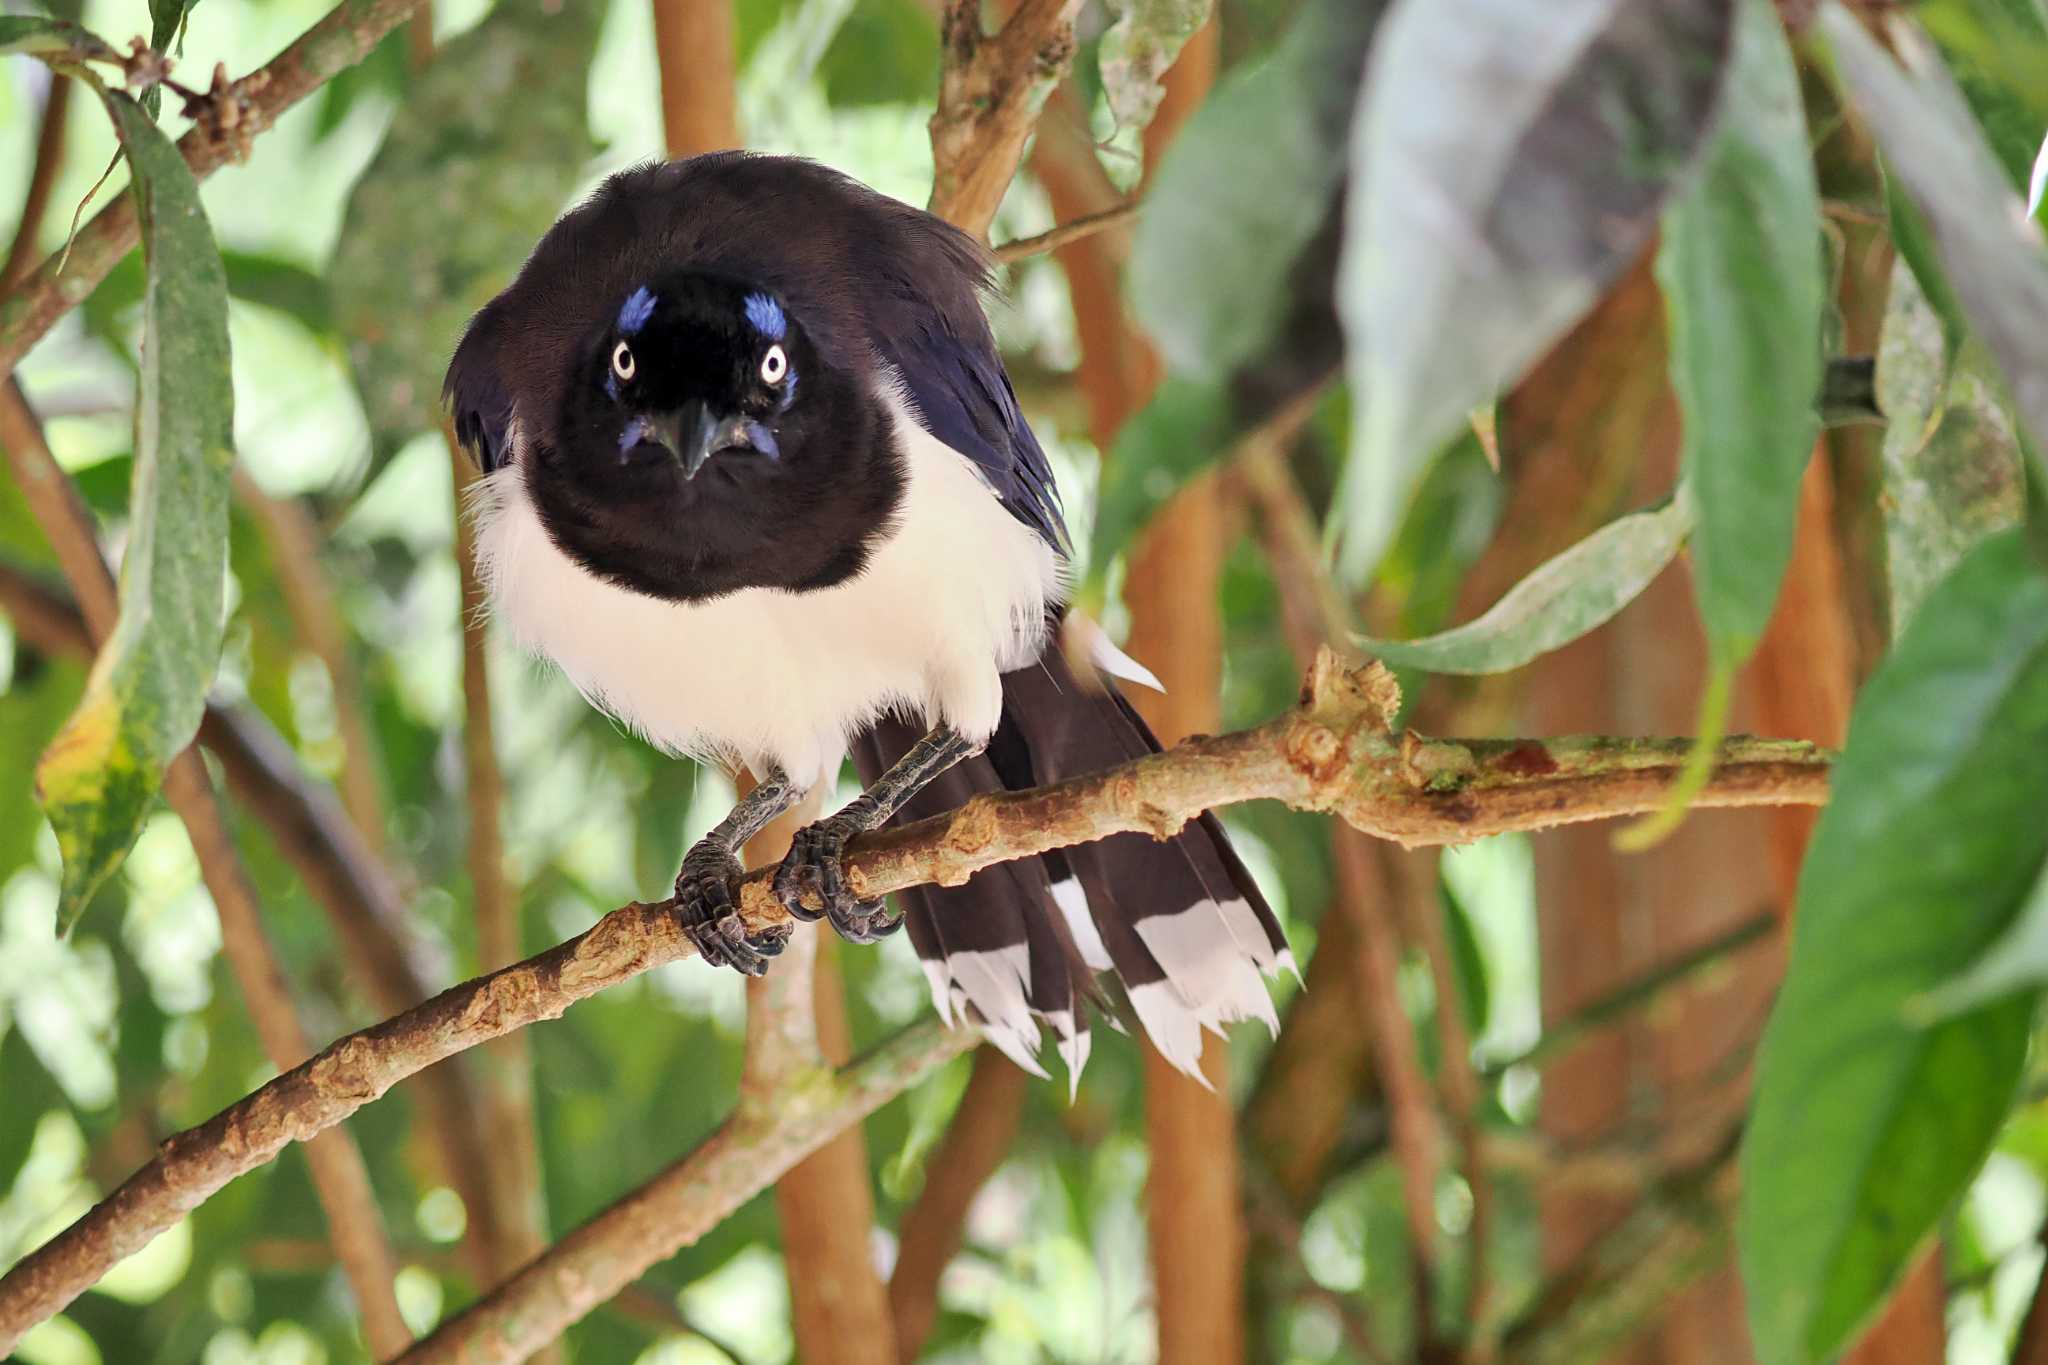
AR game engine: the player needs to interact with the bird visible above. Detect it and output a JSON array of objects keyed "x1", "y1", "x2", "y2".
[{"x1": 444, "y1": 152, "x2": 1293, "y2": 1082}]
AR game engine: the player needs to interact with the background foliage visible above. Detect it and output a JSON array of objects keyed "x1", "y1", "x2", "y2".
[{"x1": 1, "y1": 0, "x2": 2047, "y2": 1362}]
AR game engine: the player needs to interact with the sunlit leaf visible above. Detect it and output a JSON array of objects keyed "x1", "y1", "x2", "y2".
[
  {"x1": 1097, "y1": 0, "x2": 1212, "y2": 135},
  {"x1": 35, "y1": 84, "x2": 233, "y2": 931},
  {"x1": 1334, "y1": 0, "x2": 1735, "y2": 585},
  {"x1": 1875, "y1": 260, "x2": 2026, "y2": 632},
  {"x1": 1824, "y1": 5, "x2": 2048, "y2": 486},
  {"x1": 1741, "y1": 532, "x2": 2048, "y2": 1365},
  {"x1": 1658, "y1": 0, "x2": 1822, "y2": 666},
  {"x1": 1357, "y1": 492, "x2": 1691, "y2": 675},
  {"x1": 331, "y1": 0, "x2": 601, "y2": 464},
  {"x1": 1128, "y1": 0, "x2": 1377, "y2": 382}
]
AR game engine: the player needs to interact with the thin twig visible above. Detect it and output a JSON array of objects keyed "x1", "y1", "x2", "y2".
[
  {"x1": 0, "y1": 379, "x2": 411, "y2": 1359},
  {"x1": 991, "y1": 200, "x2": 1139, "y2": 263},
  {"x1": 0, "y1": 640, "x2": 1833, "y2": 1350},
  {"x1": 0, "y1": 0, "x2": 425, "y2": 379},
  {"x1": 446, "y1": 438, "x2": 553, "y2": 1308},
  {"x1": 1, "y1": 74, "x2": 72, "y2": 291}
]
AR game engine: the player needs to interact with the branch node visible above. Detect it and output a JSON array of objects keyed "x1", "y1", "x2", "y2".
[{"x1": 1402, "y1": 733, "x2": 1479, "y2": 794}]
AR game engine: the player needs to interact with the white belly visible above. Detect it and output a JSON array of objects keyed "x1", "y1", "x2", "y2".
[{"x1": 469, "y1": 399, "x2": 1064, "y2": 789}]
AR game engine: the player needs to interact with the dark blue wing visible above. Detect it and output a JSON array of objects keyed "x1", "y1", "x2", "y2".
[
  {"x1": 876, "y1": 317, "x2": 1069, "y2": 556},
  {"x1": 444, "y1": 305, "x2": 516, "y2": 473}
]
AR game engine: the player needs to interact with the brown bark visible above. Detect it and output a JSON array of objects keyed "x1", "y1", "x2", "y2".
[
  {"x1": 887, "y1": 1049, "x2": 1027, "y2": 1360},
  {"x1": 927, "y1": 0, "x2": 1087, "y2": 239},
  {"x1": 652, "y1": 0, "x2": 740, "y2": 156},
  {"x1": 1, "y1": 71, "x2": 70, "y2": 291}
]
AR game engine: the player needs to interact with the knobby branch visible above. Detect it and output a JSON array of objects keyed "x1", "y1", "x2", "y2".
[{"x1": 0, "y1": 647, "x2": 1830, "y2": 1349}]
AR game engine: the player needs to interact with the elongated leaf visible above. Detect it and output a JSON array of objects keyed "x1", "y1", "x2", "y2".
[
  {"x1": 1920, "y1": 854, "x2": 2048, "y2": 1015},
  {"x1": 1875, "y1": 259, "x2": 2026, "y2": 632},
  {"x1": 1358, "y1": 493, "x2": 1691, "y2": 674},
  {"x1": 1098, "y1": 0, "x2": 1212, "y2": 134},
  {"x1": 1741, "y1": 532, "x2": 2048, "y2": 1365},
  {"x1": 1128, "y1": 0, "x2": 1375, "y2": 382},
  {"x1": 1658, "y1": 0, "x2": 1824, "y2": 665},
  {"x1": 35, "y1": 87, "x2": 233, "y2": 930},
  {"x1": 1916, "y1": 0, "x2": 2048, "y2": 190},
  {"x1": 0, "y1": 15, "x2": 116, "y2": 59},
  {"x1": 1335, "y1": 0, "x2": 1735, "y2": 585},
  {"x1": 1825, "y1": 6, "x2": 2048, "y2": 484},
  {"x1": 331, "y1": 0, "x2": 600, "y2": 464}
]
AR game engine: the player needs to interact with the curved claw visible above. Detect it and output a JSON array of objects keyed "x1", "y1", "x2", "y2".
[
  {"x1": 675, "y1": 842, "x2": 789, "y2": 976},
  {"x1": 773, "y1": 817, "x2": 898, "y2": 946}
]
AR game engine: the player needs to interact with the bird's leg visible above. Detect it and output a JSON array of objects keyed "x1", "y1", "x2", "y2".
[
  {"x1": 774, "y1": 725, "x2": 981, "y2": 945},
  {"x1": 675, "y1": 766, "x2": 808, "y2": 976}
]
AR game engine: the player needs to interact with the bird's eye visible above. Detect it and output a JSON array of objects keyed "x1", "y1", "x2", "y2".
[
  {"x1": 611, "y1": 341, "x2": 636, "y2": 384},
  {"x1": 759, "y1": 344, "x2": 788, "y2": 386}
]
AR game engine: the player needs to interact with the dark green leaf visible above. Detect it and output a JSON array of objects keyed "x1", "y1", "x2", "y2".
[
  {"x1": 1657, "y1": 0, "x2": 1824, "y2": 666},
  {"x1": 1098, "y1": 0, "x2": 1213, "y2": 135},
  {"x1": 819, "y1": 0, "x2": 939, "y2": 106},
  {"x1": 0, "y1": 652, "x2": 83, "y2": 876},
  {"x1": 1916, "y1": 0, "x2": 2048, "y2": 190},
  {"x1": 1128, "y1": 0, "x2": 1377, "y2": 383},
  {"x1": 1882, "y1": 173, "x2": 1967, "y2": 372},
  {"x1": 1824, "y1": 6, "x2": 2048, "y2": 492},
  {"x1": 1357, "y1": 493, "x2": 1692, "y2": 675},
  {"x1": 1740, "y1": 532, "x2": 2048, "y2": 1365},
  {"x1": 36, "y1": 85, "x2": 233, "y2": 931},
  {"x1": 330, "y1": 0, "x2": 601, "y2": 463},
  {"x1": 1087, "y1": 376, "x2": 1232, "y2": 588},
  {"x1": 1335, "y1": 0, "x2": 1735, "y2": 585}
]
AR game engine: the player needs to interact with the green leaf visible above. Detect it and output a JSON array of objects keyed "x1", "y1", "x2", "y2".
[
  {"x1": 35, "y1": 86, "x2": 234, "y2": 931},
  {"x1": 1882, "y1": 171, "x2": 1968, "y2": 371},
  {"x1": 1357, "y1": 492, "x2": 1692, "y2": 675},
  {"x1": 1918, "y1": 853, "x2": 2048, "y2": 1016},
  {"x1": 818, "y1": 0, "x2": 938, "y2": 107},
  {"x1": 1824, "y1": 5, "x2": 2048, "y2": 491},
  {"x1": 1097, "y1": 0, "x2": 1213, "y2": 136},
  {"x1": 0, "y1": 652, "x2": 84, "y2": 876},
  {"x1": 1335, "y1": 0, "x2": 1735, "y2": 585},
  {"x1": 1128, "y1": 0, "x2": 1378, "y2": 383},
  {"x1": 1875, "y1": 259, "x2": 2027, "y2": 633},
  {"x1": 1087, "y1": 376, "x2": 1232, "y2": 587},
  {"x1": 1657, "y1": 0, "x2": 1824, "y2": 667},
  {"x1": 1915, "y1": 0, "x2": 2048, "y2": 191},
  {"x1": 0, "y1": 15, "x2": 115, "y2": 60},
  {"x1": 1740, "y1": 531, "x2": 2048, "y2": 1365},
  {"x1": 330, "y1": 0, "x2": 601, "y2": 464}
]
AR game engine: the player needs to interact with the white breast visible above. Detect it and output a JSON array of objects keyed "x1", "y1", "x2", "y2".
[{"x1": 469, "y1": 395, "x2": 1064, "y2": 789}]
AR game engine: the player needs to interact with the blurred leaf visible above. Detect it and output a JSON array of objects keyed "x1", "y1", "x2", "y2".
[
  {"x1": 311, "y1": 23, "x2": 409, "y2": 141},
  {"x1": 1916, "y1": 0, "x2": 2048, "y2": 190},
  {"x1": 1335, "y1": 0, "x2": 1735, "y2": 584},
  {"x1": 1740, "y1": 531, "x2": 2048, "y2": 1365},
  {"x1": 820, "y1": 0, "x2": 938, "y2": 106},
  {"x1": 0, "y1": 653, "x2": 83, "y2": 874},
  {"x1": 1875, "y1": 259, "x2": 2026, "y2": 632},
  {"x1": 1919, "y1": 852, "x2": 2048, "y2": 1015},
  {"x1": 1882, "y1": 173, "x2": 1967, "y2": 373},
  {"x1": 1824, "y1": 6, "x2": 2048, "y2": 493},
  {"x1": 1087, "y1": 376, "x2": 1231, "y2": 590},
  {"x1": 0, "y1": 15, "x2": 114, "y2": 58},
  {"x1": 331, "y1": 0, "x2": 601, "y2": 463},
  {"x1": 1439, "y1": 877, "x2": 1490, "y2": 1037},
  {"x1": 1128, "y1": 0, "x2": 1377, "y2": 382},
  {"x1": 37, "y1": 85, "x2": 233, "y2": 931},
  {"x1": 1657, "y1": 0, "x2": 1823, "y2": 666},
  {"x1": 0, "y1": 1030, "x2": 67, "y2": 1196},
  {"x1": 147, "y1": 0, "x2": 191, "y2": 52},
  {"x1": 1098, "y1": 0, "x2": 1213, "y2": 135},
  {"x1": 1357, "y1": 492, "x2": 1691, "y2": 675}
]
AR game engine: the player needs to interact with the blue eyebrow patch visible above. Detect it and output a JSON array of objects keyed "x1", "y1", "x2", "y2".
[
  {"x1": 744, "y1": 292, "x2": 787, "y2": 339},
  {"x1": 617, "y1": 286, "x2": 657, "y2": 335}
]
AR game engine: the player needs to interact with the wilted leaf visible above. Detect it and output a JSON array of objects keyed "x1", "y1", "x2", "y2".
[
  {"x1": 1741, "y1": 532, "x2": 2048, "y2": 1365},
  {"x1": 331, "y1": 0, "x2": 601, "y2": 463},
  {"x1": 1128, "y1": 0, "x2": 1377, "y2": 382},
  {"x1": 1824, "y1": 6, "x2": 2048, "y2": 484},
  {"x1": 1098, "y1": 0, "x2": 1212, "y2": 135},
  {"x1": 1335, "y1": 0, "x2": 1735, "y2": 585},
  {"x1": 1658, "y1": 0, "x2": 1823, "y2": 666},
  {"x1": 1357, "y1": 492, "x2": 1692, "y2": 675},
  {"x1": 1876, "y1": 260, "x2": 2026, "y2": 632},
  {"x1": 35, "y1": 85, "x2": 233, "y2": 930}
]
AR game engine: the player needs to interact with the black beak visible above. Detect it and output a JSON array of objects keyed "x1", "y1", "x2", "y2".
[{"x1": 639, "y1": 402, "x2": 777, "y2": 478}]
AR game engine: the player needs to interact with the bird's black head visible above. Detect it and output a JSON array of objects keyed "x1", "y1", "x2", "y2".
[{"x1": 517, "y1": 270, "x2": 902, "y2": 602}]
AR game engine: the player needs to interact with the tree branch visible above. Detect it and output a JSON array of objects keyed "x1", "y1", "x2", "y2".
[
  {"x1": 0, "y1": 637, "x2": 1833, "y2": 1348},
  {"x1": 0, "y1": 0, "x2": 424, "y2": 379},
  {"x1": 1, "y1": 71, "x2": 72, "y2": 292},
  {"x1": 991, "y1": 200, "x2": 1139, "y2": 264},
  {"x1": 926, "y1": 0, "x2": 1086, "y2": 239},
  {"x1": 0, "y1": 379, "x2": 410, "y2": 1358}
]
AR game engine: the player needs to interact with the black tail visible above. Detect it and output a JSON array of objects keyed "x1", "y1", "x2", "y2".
[{"x1": 852, "y1": 639, "x2": 1292, "y2": 1086}]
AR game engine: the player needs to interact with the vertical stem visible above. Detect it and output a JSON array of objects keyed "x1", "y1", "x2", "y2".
[
  {"x1": 447, "y1": 437, "x2": 553, "y2": 1335},
  {"x1": 652, "y1": 0, "x2": 741, "y2": 156},
  {"x1": 1, "y1": 72, "x2": 71, "y2": 291},
  {"x1": 0, "y1": 380, "x2": 410, "y2": 1358}
]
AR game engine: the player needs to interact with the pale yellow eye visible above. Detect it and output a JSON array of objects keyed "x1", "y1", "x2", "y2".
[
  {"x1": 612, "y1": 341, "x2": 636, "y2": 383},
  {"x1": 759, "y1": 344, "x2": 787, "y2": 385}
]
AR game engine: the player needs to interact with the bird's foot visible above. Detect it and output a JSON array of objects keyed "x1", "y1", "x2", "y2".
[
  {"x1": 773, "y1": 815, "x2": 902, "y2": 945},
  {"x1": 674, "y1": 841, "x2": 789, "y2": 976}
]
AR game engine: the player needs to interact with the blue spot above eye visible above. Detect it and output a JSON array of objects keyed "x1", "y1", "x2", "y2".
[
  {"x1": 744, "y1": 293, "x2": 787, "y2": 340},
  {"x1": 617, "y1": 286, "x2": 657, "y2": 336}
]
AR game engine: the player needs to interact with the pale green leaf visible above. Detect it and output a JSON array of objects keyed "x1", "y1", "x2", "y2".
[{"x1": 1097, "y1": 0, "x2": 1212, "y2": 135}]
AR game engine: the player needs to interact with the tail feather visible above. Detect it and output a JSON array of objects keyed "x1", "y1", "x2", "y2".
[{"x1": 853, "y1": 637, "x2": 1291, "y2": 1085}]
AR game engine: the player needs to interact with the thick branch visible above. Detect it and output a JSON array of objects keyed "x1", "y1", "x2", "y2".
[
  {"x1": 0, "y1": 0, "x2": 423, "y2": 379},
  {"x1": 926, "y1": 0, "x2": 1085, "y2": 238},
  {"x1": 0, "y1": 642, "x2": 1831, "y2": 1347}
]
